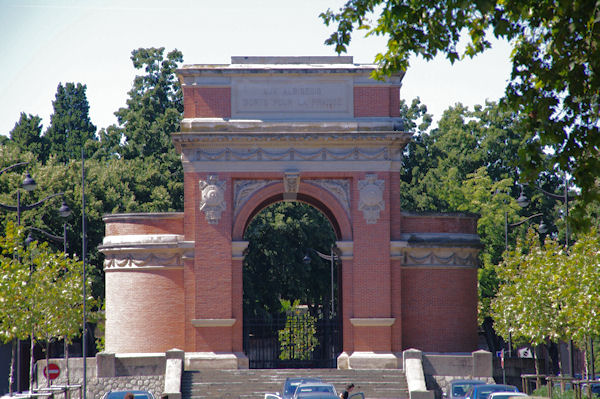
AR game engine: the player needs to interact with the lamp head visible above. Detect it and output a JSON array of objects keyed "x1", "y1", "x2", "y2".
[
  {"x1": 24, "y1": 233, "x2": 34, "y2": 247},
  {"x1": 302, "y1": 254, "x2": 311, "y2": 264},
  {"x1": 58, "y1": 200, "x2": 72, "y2": 218},
  {"x1": 22, "y1": 171, "x2": 37, "y2": 192},
  {"x1": 516, "y1": 185, "x2": 529, "y2": 208},
  {"x1": 538, "y1": 221, "x2": 548, "y2": 234}
]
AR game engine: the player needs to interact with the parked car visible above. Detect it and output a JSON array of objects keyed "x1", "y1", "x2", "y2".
[
  {"x1": 294, "y1": 393, "x2": 365, "y2": 399},
  {"x1": 444, "y1": 379, "x2": 487, "y2": 399},
  {"x1": 464, "y1": 384, "x2": 519, "y2": 399},
  {"x1": 292, "y1": 382, "x2": 337, "y2": 399},
  {"x1": 101, "y1": 391, "x2": 155, "y2": 399},
  {"x1": 264, "y1": 377, "x2": 323, "y2": 399},
  {"x1": 488, "y1": 392, "x2": 529, "y2": 399},
  {"x1": 293, "y1": 393, "x2": 339, "y2": 399}
]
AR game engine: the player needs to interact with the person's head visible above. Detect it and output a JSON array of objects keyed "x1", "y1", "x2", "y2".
[
  {"x1": 346, "y1": 384, "x2": 355, "y2": 392},
  {"x1": 124, "y1": 393, "x2": 134, "y2": 399}
]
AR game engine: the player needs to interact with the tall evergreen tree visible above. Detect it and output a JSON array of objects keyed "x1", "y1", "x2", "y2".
[
  {"x1": 44, "y1": 82, "x2": 96, "y2": 162},
  {"x1": 9, "y1": 113, "x2": 48, "y2": 161},
  {"x1": 97, "y1": 47, "x2": 184, "y2": 210},
  {"x1": 109, "y1": 47, "x2": 183, "y2": 160}
]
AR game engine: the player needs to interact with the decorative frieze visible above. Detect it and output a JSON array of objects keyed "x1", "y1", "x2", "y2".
[
  {"x1": 104, "y1": 253, "x2": 182, "y2": 269},
  {"x1": 188, "y1": 146, "x2": 391, "y2": 162},
  {"x1": 358, "y1": 174, "x2": 385, "y2": 224},
  {"x1": 199, "y1": 175, "x2": 226, "y2": 224},
  {"x1": 402, "y1": 250, "x2": 478, "y2": 268},
  {"x1": 99, "y1": 234, "x2": 192, "y2": 270}
]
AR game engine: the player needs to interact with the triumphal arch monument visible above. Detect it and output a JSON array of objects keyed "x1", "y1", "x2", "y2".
[{"x1": 100, "y1": 56, "x2": 481, "y2": 369}]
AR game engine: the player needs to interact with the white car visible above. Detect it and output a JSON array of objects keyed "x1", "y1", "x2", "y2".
[{"x1": 488, "y1": 392, "x2": 529, "y2": 399}]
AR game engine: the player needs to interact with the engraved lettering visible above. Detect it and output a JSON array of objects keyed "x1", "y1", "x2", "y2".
[{"x1": 234, "y1": 79, "x2": 351, "y2": 116}]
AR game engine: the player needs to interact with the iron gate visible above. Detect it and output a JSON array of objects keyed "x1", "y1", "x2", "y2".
[{"x1": 243, "y1": 313, "x2": 342, "y2": 368}]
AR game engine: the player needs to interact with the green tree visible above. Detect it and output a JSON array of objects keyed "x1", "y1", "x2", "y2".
[
  {"x1": 106, "y1": 47, "x2": 183, "y2": 160},
  {"x1": 492, "y1": 229, "x2": 600, "y2": 375},
  {"x1": 97, "y1": 47, "x2": 184, "y2": 210},
  {"x1": 321, "y1": 0, "x2": 600, "y2": 219},
  {"x1": 0, "y1": 222, "x2": 95, "y2": 391},
  {"x1": 44, "y1": 83, "x2": 97, "y2": 162},
  {"x1": 9, "y1": 113, "x2": 48, "y2": 161},
  {"x1": 243, "y1": 202, "x2": 337, "y2": 318}
]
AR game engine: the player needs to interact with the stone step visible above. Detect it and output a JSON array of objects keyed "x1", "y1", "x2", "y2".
[{"x1": 181, "y1": 369, "x2": 409, "y2": 399}]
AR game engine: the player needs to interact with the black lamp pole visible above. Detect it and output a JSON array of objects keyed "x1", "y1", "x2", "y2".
[{"x1": 303, "y1": 246, "x2": 338, "y2": 317}]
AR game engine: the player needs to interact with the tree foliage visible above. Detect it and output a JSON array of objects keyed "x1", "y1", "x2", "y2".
[
  {"x1": 44, "y1": 83, "x2": 97, "y2": 163},
  {"x1": 243, "y1": 202, "x2": 337, "y2": 318},
  {"x1": 0, "y1": 222, "x2": 96, "y2": 388},
  {"x1": 103, "y1": 47, "x2": 183, "y2": 160},
  {"x1": 322, "y1": 0, "x2": 600, "y2": 220},
  {"x1": 9, "y1": 113, "x2": 48, "y2": 161},
  {"x1": 492, "y1": 229, "x2": 600, "y2": 363}
]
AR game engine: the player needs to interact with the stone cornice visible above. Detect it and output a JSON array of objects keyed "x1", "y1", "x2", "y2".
[
  {"x1": 178, "y1": 118, "x2": 406, "y2": 134},
  {"x1": 102, "y1": 212, "x2": 184, "y2": 222}
]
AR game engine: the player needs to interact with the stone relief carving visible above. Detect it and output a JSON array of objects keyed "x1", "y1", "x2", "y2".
[
  {"x1": 233, "y1": 180, "x2": 274, "y2": 215},
  {"x1": 306, "y1": 179, "x2": 351, "y2": 215},
  {"x1": 283, "y1": 170, "x2": 300, "y2": 200},
  {"x1": 199, "y1": 175, "x2": 226, "y2": 224},
  {"x1": 358, "y1": 174, "x2": 385, "y2": 224},
  {"x1": 403, "y1": 251, "x2": 478, "y2": 268},
  {"x1": 190, "y1": 147, "x2": 390, "y2": 162},
  {"x1": 104, "y1": 253, "x2": 182, "y2": 269}
]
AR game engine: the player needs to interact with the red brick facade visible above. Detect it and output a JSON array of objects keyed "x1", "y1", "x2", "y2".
[{"x1": 101, "y1": 57, "x2": 480, "y2": 368}]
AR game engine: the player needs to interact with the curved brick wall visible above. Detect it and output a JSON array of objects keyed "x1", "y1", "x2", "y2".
[
  {"x1": 102, "y1": 213, "x2": 187, "y2": 353},
  {"x1": 104, "y1": 213, "x2": 184, "y2": 236},
  {"x1": 105, "y1": 269, "x2": 185, "y2": 353}
]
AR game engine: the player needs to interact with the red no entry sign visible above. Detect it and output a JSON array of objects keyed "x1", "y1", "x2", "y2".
[{"x1": 43, "y1": 363, "x2": 60, "y2": 380}]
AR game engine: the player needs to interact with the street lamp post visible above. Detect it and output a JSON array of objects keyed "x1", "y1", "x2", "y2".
[
  {"x1": 303, "y1": 245, "x2": 338, "y2": 317},
  {"x1": 25, "y1": 200, "x2": 72, "y2": 252},
  {"x1": 0, "y1": 162, "x2": 67, "y2": 393},
  {"x1": 504, "y1": 212, "x2": 547, "y2": 252}
]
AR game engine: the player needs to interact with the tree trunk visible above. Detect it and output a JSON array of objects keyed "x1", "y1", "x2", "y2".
[
  {"x1": 9, "y1": 339, "x2": 16, "y2": 395},
  {"x1": 533, "y1": 345, "x2": 541, "y2": 390}
]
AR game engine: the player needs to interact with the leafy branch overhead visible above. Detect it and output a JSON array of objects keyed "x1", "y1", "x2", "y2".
[{"x1": 322, "y1": 0, "x2": 600, "y2": 218}]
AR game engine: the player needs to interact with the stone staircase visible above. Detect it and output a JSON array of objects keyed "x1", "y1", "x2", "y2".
[{"x1": 181, "y1": 368, "x2": 409, "y2": 399}]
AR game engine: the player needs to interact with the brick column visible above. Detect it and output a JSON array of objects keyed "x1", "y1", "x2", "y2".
[{"x1": 347, "y1": 172, "x2": 399, "y2": 368}]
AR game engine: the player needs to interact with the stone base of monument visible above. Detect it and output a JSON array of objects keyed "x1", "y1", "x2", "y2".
[
  {"x1": 185, "y1": 352, "x2": 249, "y2": 370},
  {"x1": 338, "y1": 351, "x2": 401, "y2": 369}
]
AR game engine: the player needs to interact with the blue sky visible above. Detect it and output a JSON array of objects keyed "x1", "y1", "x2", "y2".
[{"x1": 0, "y1": 0, "x2": 512, "y2": 137}]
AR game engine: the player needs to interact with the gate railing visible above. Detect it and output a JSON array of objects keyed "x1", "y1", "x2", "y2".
[{"x1": 243, "y1": 314, "x2": 341, "y2": 369}]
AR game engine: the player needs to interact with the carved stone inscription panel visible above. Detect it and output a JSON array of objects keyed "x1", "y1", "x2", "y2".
[{"x1": 232, "y1": 77, "x2": 353, "y2": 119}]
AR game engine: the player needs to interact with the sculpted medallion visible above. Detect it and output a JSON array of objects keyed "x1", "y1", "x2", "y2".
[{"x1": 199, "y1": 175, "x2": 226, "y2": 224}]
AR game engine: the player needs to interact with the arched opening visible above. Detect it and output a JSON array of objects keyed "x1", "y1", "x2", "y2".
[{"x1": 242, "y1": 201, "x2": 342, "y2": 368}]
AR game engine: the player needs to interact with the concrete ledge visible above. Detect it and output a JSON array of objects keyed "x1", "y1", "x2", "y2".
[
  {"x1": 347, "y1": 351, "x2": 400, "y2": 369},
  {"x1": 185, "y1": 352, "x2": 249, "y2": 370},
  {"x1": 404, "y1": 349, "x2": 435, "y2": 399},
  {"x1": 472, "y1": 350, "x2": 492, "y2": 377},
  {"x1": 350, "y1": 318, "x2": 395, "y2": 327},
  {"x1": 191, "y1": 318, "x2": 236, "y2": 327}
]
